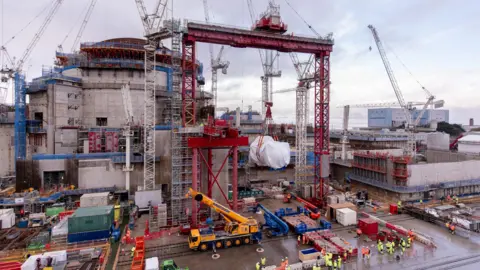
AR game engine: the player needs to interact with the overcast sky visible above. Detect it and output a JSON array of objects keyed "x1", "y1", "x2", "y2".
[{"x1": 1, "y1": 0, "x2": 479, "y2": 128}]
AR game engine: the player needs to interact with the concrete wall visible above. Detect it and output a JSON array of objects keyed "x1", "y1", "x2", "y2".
[
  {"x1": 0, "y1": 124, "x2": 14, "y2": 176},
  {"x1": 408, "y1": 160, "x2": 480, "y2": 186},
  {"x1": 331, "y1": 148, "x2": 403, "y2": 160},
  {"x1": 38, "y1": 159, "x2": 65, "y2": 186},
  {"x1": 54, "y1": 129, "x2": 78, "y2": 154},
  {"x1": 35, "y1": 157, "x2": 171, "y2": 191},
  {"x1": 54, "y1": 83, "x2": 83, "y2": 126},
  {"x1": 425, "y1": 149, "x2": 476, "y2": 163},
  {"x1": 458, "y1": 143, "x2": 480, "y2": 154},
  {"x1": 28, "y1": 91, "x2": 48, "y2": 121}
]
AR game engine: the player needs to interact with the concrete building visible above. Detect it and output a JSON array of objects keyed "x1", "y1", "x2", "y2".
[
  {"x1": 15, "y1": 38, "x2": 209, "y2": 193},
  {"x1": 368, "y1": 108, "x2": 449, "y2": 128},
  {"x1": 345, "y1": 149, "x2": 480, "y2": 203},
  {"x1": 0, "y1": 105, "x2": 15, "y2": 177}
]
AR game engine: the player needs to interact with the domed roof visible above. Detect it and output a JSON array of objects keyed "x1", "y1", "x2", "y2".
[{"x1": 102, "y1": 37, "x2": 146, "y2": 45}]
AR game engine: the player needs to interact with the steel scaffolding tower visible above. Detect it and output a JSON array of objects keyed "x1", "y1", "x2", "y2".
[
  {"x1": 143, "y1": 41, "x2": 156, "y2": 190},
  {"x1": 295, "y1": 87, "x2": 308, "y2": 184},
  {"x1": 134, "y1": 0, "x2": 168, "y2": 190},
  {"x1": 163, "y1": 19, "x2": 201, "y2": 226}
]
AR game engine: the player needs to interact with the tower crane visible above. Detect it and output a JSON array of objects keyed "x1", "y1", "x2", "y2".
[
  {"x1": 246, "y1": 0, "x2": 282, "y2": 134},
  {"x1": 0, "y1": 0, "x2": 64, "y2": 161},
  {"x1": 121, "y1": 83, "x2": 134, "y2": 192},
  {"x1": 134, "y1": 0, "x2": 168, "y2": 190},
  {"x1": 203, "y1": 0, "x2": 229, "y2": 115},
  {"x1": 368, "y1": 24, "x2": 436, "y2": 157},
  {"x1": 336, "y1": 99, "x2": 445, "y2": 162},
  {"x1": 70, "y1": 0, "x2": 98, "y2": 52}
]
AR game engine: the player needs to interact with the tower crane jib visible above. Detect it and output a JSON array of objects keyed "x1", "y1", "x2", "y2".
[{"x1": 71, "y1": 0, "x2": 98, "y2": 52}]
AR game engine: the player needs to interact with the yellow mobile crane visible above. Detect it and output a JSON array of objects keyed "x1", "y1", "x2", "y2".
[{"x1": 185, "y1": 188, "x2": 262, "y2": 251}]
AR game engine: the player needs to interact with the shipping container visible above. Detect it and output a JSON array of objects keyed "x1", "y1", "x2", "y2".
[
  {"x1": 67, "y1": 229, "x2": 110, "y2": 243},
  {"x1": 68, "y1": 206, "x2": 114, "y2": 234},
  {"x1": 80, "y1": 192, "x2": 110, "y2": 207},
  {"x1": 336, "y1": 208, "x2": 357, "y2": 226},
  {"x1": 358, "y1": 218, "x2": 378, "y2": 235},
  {"x1": 46, "y1": 206, "x2": 65, "y2": 217}
]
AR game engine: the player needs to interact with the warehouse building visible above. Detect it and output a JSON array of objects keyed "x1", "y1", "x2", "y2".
[{"x1": 368, "y1": 108, "x2": 449, "y2": 128}]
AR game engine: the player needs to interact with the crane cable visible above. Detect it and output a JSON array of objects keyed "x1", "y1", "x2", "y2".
[
  {"x1": 282, "y1": 0, "x2": 317, "y2": 36},
  {"x1": 384, "y1": 42, "x2": 429, "y2": 95},
  {"x1": 2, "y1": 0, "x2": 55, "y2": 47},
  {"x1": 59, "y1": 2, "x2": 91, "y2": 48}
]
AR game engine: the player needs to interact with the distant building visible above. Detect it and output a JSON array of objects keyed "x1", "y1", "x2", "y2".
[{"x1": 368, "y1": 108, "x2": 449, "y2": 128}]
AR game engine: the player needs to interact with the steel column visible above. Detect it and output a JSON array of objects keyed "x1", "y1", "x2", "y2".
[
  {"x1": 208, "y1": 149, "x2": 213, "y2": 198},
  {"x1": 313, "y1": 51, "x2": 330, "y2": 204},
  {"x1": 182, "y1": 39, "x2": 197, "y2": 127},
  {"x1": 198, "y1": 149, "x2": 233, "y2": 208},
  {"x1": 192, "y1": 148, "x2": 198, "y2": 227},
  {"x1": 232, "y1": 146, "x2": 238, "y2": 211}
]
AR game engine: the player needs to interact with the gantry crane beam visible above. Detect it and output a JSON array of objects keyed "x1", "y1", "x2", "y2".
[
  {"x1": 185, "y1": 22, "x2": 332, "y2": 53},
  {"x1": 182, "y1": 22, "x2": 333, "y2": 206}
]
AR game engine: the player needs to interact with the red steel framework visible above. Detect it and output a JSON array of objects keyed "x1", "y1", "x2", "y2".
[
  {"x1": 182, "y1": 39, "x2": 197, "y2": 126},
  {"x1": 181, "y1": 22, "x2": 333, "y2": 211},
  {"x1": 187, "y1": 117, "x2": 249, "y2": 227}
]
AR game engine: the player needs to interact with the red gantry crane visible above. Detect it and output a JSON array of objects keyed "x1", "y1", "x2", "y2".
[{"x1": 180, "y1": 18, "x2": 333, "y2": 220}]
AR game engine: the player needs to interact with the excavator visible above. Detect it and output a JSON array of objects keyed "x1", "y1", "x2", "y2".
[{"x1": 185, "y1": 188, "x2": 262, "y2": 251}]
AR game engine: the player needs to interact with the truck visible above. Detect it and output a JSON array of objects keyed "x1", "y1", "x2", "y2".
[{"x1": 186, "y1": 188, "x2": 262, "y2": 251}]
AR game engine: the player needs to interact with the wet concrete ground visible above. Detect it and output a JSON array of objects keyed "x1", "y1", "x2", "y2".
[
  {"x1": 173, "y1": 199, "x2": 480, "y2": 270},
  {"x1": 125, "y1": 198, "x2": 480, "y2": 269}
]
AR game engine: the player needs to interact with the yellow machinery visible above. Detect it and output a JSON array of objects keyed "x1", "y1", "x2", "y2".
[{"x1": 185, "y1": 188, "x2": 262, "y2": 251}]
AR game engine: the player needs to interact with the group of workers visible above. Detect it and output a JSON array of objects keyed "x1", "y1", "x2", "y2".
[
  {"x1": 441, "y1": 194, "x2": 459, "y2": 204},
  {"x1": 256, "y1": 256, "x2": 290, "y2": 270},
  {"x1": 324, "y1": 252, "x2": 342, "y2": 269},
  {"x1": 376, "y1": 231, "x2": 414, "y2": 256}
]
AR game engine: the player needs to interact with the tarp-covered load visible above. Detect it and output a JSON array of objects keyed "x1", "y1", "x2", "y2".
[{"x1": 249, "y1": 136, "x2": 290, "y2": 169}]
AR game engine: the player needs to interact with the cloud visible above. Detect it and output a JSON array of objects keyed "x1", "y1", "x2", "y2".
[{"x1": 1, "y1": 0, "x2": 477, "y2": 127}]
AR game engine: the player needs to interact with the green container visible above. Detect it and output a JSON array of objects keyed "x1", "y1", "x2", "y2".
[
  {"x1": 68, "y1": 206, "x2": 114, "y2": 234},
  {"x1": 46, "y1": 206, "x2": 65, "y2": 217}
]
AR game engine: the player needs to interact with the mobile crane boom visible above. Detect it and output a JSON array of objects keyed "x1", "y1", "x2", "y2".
[
  {"x1": 186, "y1": 188, "x2": 250, "y2": 224},
  {"x1": 185, "y1": 188, "x2": 261, "y2": 251}
]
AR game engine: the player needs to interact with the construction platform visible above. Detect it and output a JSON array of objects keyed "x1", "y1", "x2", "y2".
[{"x1": 113, "y1": 198, "x2": 480, "y2": 270}]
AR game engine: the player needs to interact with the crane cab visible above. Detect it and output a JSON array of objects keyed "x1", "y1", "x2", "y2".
[
  {"x1": 188, "y1": 229, "x2": 201, "y2": 249},
  {"x1": 188, "y1": 229, "x2": 216, "y2": 250}
]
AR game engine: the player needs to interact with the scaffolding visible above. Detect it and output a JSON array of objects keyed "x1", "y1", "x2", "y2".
[
  {"x1": 76, "y1": 127, "x2": 141, "y2": 154},
  {"x1": 295, "y1": 87, "x2": 308, "y2": 185}
]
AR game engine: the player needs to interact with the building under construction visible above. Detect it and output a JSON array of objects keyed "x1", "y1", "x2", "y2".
[{"x1": 11, "y1": 37, "x2": 211, "y2": 193}]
